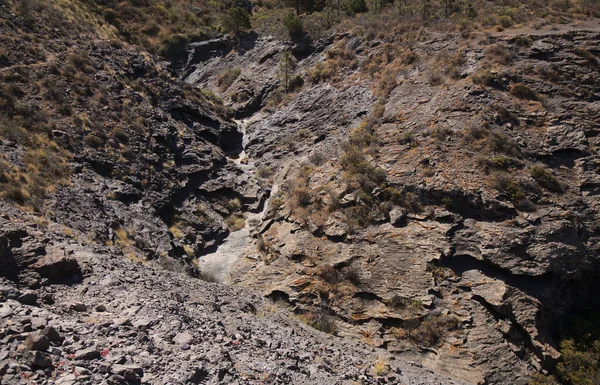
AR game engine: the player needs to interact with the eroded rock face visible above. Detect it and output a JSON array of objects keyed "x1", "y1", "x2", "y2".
[
  {"x1": 0, "y1": 213, "x2": 470, "y2": 385},
  {"x1": 181, "y1": 27, "x2": 600, "y2": 385},
  {"x1": 0, "y1": 219, "x2": 82, "y2": 286}
]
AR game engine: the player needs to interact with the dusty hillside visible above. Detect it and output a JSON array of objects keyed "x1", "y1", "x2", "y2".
[{"x1": 1, "y1": 0, "x2": 600, "y2": 384}]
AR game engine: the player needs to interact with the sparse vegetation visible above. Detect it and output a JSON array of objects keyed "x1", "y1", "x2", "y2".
[
  {"x1": 220, "y1": 6, "x2": 252, "y2": 41},
  {"x1": 510, "y1": 83, "x2": 539, "y2": 100},
  {"x1": 226, "y1": 214, "x2": 245, "y2": 231},
  {"x1": 372, "y1": 357, "x2": 389, "y2": 376},
  {"x1": 409, "y1": 315, "x2": 461, "y2": 347},
  {"x1": 530, "y1": 165, "x2": 565, "y2": 193},
  {"x1": 216, "y1": 68, "x2": 241, "y2": 92},
  {"x1": 308, "y1": 150, "x2": 327, "y2": 166},
  {"x1": 299, "y1": 310, "x2": 337, "y2": 335},
  {"x1": 486, "y1": 44, "x2": 515, "y2": 65},
  {"x1": 283, "y1": 12, "x2": 304, "y2": 40}
]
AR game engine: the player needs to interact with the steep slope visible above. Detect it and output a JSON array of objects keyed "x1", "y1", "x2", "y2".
[
  {"x1": 0, "y1": 1, "x2": 475, "y2": 384},
  {"x1": 0, "y1": 0, "x2": 267, "y2": 263},
  {"x1": 2, "y1": 0, "x2": 600, "y2": 384},
  {"x1": 183, "y1": 17, "x2": 600, "y2": 385}
]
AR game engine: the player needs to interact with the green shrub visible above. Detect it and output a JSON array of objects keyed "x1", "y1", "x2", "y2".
[
  {"x1": 410, "y1": 315, "x2": 460, "y2": 347},
  {"x1": 488, "y1": 131, "x2": 521, "y2": 156},
  {"x1": 579, "y1": 0, "x2": 600, "y2": 16},
  {"x1": 226, "y1": 214, "x2": 245, "y2": 231},
  {"x1": 84, "y1": 134, "x2": 104, "y2": 148},
  {"x1": 556, "y1": 339, "x2": 600, "y2": 385},
  {"x1": 477, "y1": 156, "x2": 523, "y2": 173},
  {"x1": 498, "y1": 15, "x2": 513, "y2": 28},
  {"x1": 318, "y1": 265, "x2": 340, "y2": 284},
  {"x1": 342, "y1": 0, "x2": 368, "y2": 15},
  {"x1": 292, "y1": 187, "x2": 312, "y2": 207},
  {"x1": 159, "y1": 34, "x2": 188, "y2": 59},
  {"x1": 529, "y1": 373, "x2": 560, "y2": 385},
  {"x1": 4, "y1": 185, "x2": 28, "y2": 205},
  {"x1": 69, "y1": 52, "x2": 90, "y2": 71},
  {"x1": 472, "y1": 69, "x2": 500, "y2": 87},
  {"x1": 309, "y1": 150, "x2": 326, "y2": 166},
  {"x1": 342, "y1": 265, "x2": 361, "y2": 285},
  {"x1": 426, "y1": 70, "x2": 445, "y2": 86},
  {"x1": 0, "y1": 115, "x2": 31, "y2": 145},
  {"x1": 486, "y1": 44, "x2": 514, "y2": 65},
  {"x1": 388, "y1": 295, "x2": 423, "y2": 311},
  {"x1": 283, "y1": 13, "x2": 304, "y2": 40},
  {"x1": 491, "y1": 172, "x2": 526, "y2": 202},
  {"x1": 220, "y1": 7, "x2": 251, "y2": 39}
]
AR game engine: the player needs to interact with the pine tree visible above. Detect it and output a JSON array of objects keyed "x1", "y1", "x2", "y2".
[
  {"x1": 220, "y1": 7, "x2": 251, "y2": 41},
  {"x1": 279, "y1": 51, "x2": 298, "y2": 94}
]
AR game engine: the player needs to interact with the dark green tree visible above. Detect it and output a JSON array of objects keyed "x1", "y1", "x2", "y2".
[
  {"x1": 443, "y1": 0, "x2": 455, "y2": 16},
  {"x1": 283, "y1": 13, "x2": 304, "y2": 41},
  {"x1": 341, "y1": 0, "x2": 368, "y2": 15},
  {"x1": 219, "y1": 7, "x2": 251, "y2": 40}
]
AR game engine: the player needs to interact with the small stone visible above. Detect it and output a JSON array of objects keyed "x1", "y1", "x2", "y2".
[
  {"x1": 112, "y1": 364, "x2": 143, "y2": 381},
  {"x1": 340, "y1": 193, "x2": 356, "y2": 206},
  {"x1": 187, "y1": 366, "x2": 209, "y2": 384},
  {"x1": 74, "y1": 366, "x2": 90, "y2": 376},
  {"x1": 73, "y1": 347, "x2": 100, "y2": 360},
  {"x1": 54, "y1": 373, "x2": 77, "y2": 385},
  {"x1": 173, "y1": 332, "x2": 193, "y2": 345},
  {"x1": 95, "y1": 304, "x2": 106, "y2": 312},
  {"x1": 31, "y1": 317, "x2": 47, "y2": 330},
  {"x1": 0, "y1": 360, "x2": 9, "y2": 375},
  {"x1": 41, "y1": 294, "x2": 55, "y2": 305},
  {"x1": 17, "y1": 291, "x2": 38, "y2": 306},
  {"x1": 23, "y1": 333, "x2": 50, "y2": 351},
  {"x1": 48, "y1": 347, "x2": 62, "y2": 355},
  {"x1": 181, "y1": 343, "x2": 191, "y2": 350},
  {"x1": 389, "y1": 207, "x2": 408, "y2": 227},
  {"x1": 107, "y1": 374, "x2": 126, "y2": 385},
  {"x1": 26, "y1": 351, "x2": 53, "y2": 368},
  {"x1": 0, "y1": 304, "x2": 12, "y2": 318},
  {"x1": 41, "y1": 326, "x2": 61, "y2": 342},
  {"x1": 70, "y1": 302, "x2": 87, "y2": 312}
]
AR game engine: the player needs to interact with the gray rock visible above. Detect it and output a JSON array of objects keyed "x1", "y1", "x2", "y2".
[
  {"x1": 107, "y1": 374, "x2": 126, "y2": 385},
  {"x1": 73, "y1": 347, "x2": 100, "y2": 361},
  {"x1": 17, "y1": 291, "x2": 38, "y2": 306},
  {"x1": 23, "y1": 333, "x2": 49, "y2": 351},
  {"x1": 173, "y1": 332, "x2": 193, "y2": 345},
  {"x1": 41, "y1": 326, "x2": 61, "y2": 342},
  {"x1": 26, "y1": 351, "x2": 53, "y2": 368},
  {"x1": 41, "y1": 294, "x2": 55, "y2": 305},
  {"x1": 389, "y1": 207, "x2": 408, "y2": 227},
  {"x1": 112, "y1": 364, "x2": 143, "y2": 381},
  {"x1": 70, "y1": 302, "x2": 87, "y2": 312},
  {"x1": 0, "y1": 303, "x2": 12, "y2": 318}
]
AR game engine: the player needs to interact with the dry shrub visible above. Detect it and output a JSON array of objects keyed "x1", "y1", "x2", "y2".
[
  {"x1": 486, "y1": 44, "x2": 515, "y2": 65},
  {"x1": 216, "y1": 68, "x2": 241, "y2": 92}
]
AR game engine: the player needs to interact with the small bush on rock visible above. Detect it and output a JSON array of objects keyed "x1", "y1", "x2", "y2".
[{"x1": 216, "y1": 68, "x2": 241, "y2": 92}]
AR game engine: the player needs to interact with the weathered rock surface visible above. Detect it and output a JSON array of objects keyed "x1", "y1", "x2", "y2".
[
  {"x1": 184, "y1": 26, "x2": 600, "y2": 385},
  {"x1": 0, "y1": 212, "x2": 469, "y2": 385}
]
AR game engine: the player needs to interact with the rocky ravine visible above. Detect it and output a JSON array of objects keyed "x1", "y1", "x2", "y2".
[
  {"x1": 0, "y1": 3, "x2": 474, "y2": 384},
  {"x1": 0, "y1": 201, "x2": 469, "y2": 385},
  {"x1": 182, "y1": 20, "x2": 600, "y2": 385},
  {"x1": 2, "y1": 1, "x2": 600, "y2": 384}
]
